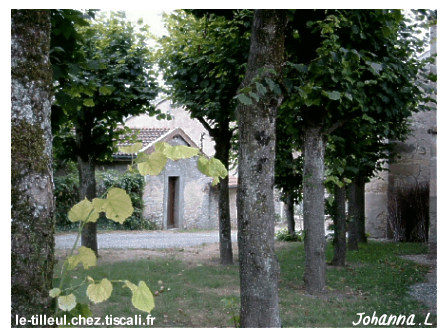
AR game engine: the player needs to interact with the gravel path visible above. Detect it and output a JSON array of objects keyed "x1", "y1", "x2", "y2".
[
  {"x1": 55, "y1": 230, "x2": 238, "y2": 249},
  {"x1": 401, "y1": 254, "x2": 437, "y2": 315}
]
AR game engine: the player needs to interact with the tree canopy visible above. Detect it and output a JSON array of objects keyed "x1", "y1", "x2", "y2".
[{"x1": 52, "y1": 10, "x2": 161, "y2": 163}]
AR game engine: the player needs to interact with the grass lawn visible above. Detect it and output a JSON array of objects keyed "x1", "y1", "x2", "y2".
[{"x1": 54, "y1": 240, "x2": 436, "y2": 328}]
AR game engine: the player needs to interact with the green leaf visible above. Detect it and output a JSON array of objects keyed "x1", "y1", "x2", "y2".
[
  {"x1": 70, "y1": 303, "x2": 93, "y2": 318},
  {"x1": 87, "y1": 278, "x2": 113, "y2": 304},
  {"x1": 249, "y1": 92, "x2": 260, "y2": 102},
  {"x1": 58, "y1": 294, "x2": 77, "y2": 311},
  {"x1": 83, "y1": 99, "x2": 95, "y2": 107},
  {"x1": 255, "y1": 82, "x2": 267, "y2": 96},
  {"x1": 289, "y1": 62, "x2": 308, "y2": 72},
  {"x1": 68, "y1": 198, "x2": 100, "y2": 223},
  {"x1": 49, "y1": 288, "x2": 61, "y2": 298},
  {"x1": 99, "y1": 86, "x2": 115, "y2": 95},
  {"x1": 138, "y1": 150, "x2": 168, "y2": 176},
  {"x1": 197, "y1": 156, "x2": 228, "y2": 186},
  {"x1": 265, "y1": 78, "x2": 281, "y2": 95},
  {"x1": 156, "y1": 142, "x2": 200, "y2": 160},
  {"x1": 239, "y1": 87, "x2": 252, "y2": 94},
  {"x1": 99, "y1": 188, "x2": 134, "y2": 224},
  {"x1": 124, "y1": 280, "x2": 155, "y2": 314},
  {"x1": 237, "y1": 93, "x2": 253, "y2": 105},
  {"x1": 325, "y1": 91, "x2": 341, "y2": 100},
  {"x1": 86, "y1": 60, "x2": 106, "y2": 70},
  {"x1": 66, "y1": 246, "x2": 97, "y2": 270},
  {"x1": 120, "y1": 142, "x2": 143, "y2": 154},
  {"x1": 362, "y1": 113, "x2": 376, "y2": 124},
  {"x1": 366, "y1": 61, "x2": 383, "y2": 74}
]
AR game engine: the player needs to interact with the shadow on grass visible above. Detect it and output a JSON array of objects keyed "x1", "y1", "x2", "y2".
[{"x1": 54, "y1": 240, "x2": 436, "y2": 328}]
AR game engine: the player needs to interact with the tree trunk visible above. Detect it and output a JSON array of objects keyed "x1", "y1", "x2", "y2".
[
  {"x1": 11, "y1": 9, "x2": 55, "y2": 327},
  {"x1": 356, "y1": 175, "x2": 367, "y2": 243},
  {"x1": 286, "y1": 191, "x2": 296, "y2": 235},
  {"x1": 331, "y1": 184, "x2": 346, "y2": 266},
  {"x1": 237, "y1": 9, "x2": 287, "y2": 328},
  {"x1": 302, "y1": 125, "x2": 327, "y2": 294},
  {"x1": 347, "y1": 181, "x2": 359, "y2": 250},
  {"x1": 214, "y1": 128, "x2": 233, "y2": 265},
  {"x1": 77, "y1": 153, "x2": 98, "y2": 256}
]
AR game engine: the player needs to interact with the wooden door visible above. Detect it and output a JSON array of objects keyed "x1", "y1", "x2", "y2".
[{"x1": 167, "y1": 177, "x2": 178, "y2": 228}]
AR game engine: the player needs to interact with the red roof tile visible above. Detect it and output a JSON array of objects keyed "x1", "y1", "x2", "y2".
[{"x1": 115, "y1": 127, "x2": 171, "y2": 156}]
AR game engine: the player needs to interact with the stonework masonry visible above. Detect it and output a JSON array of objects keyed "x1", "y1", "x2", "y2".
[
  {"x1": 365, "y1": 25, "x2": 437, "y2": 248},
  {"x1": 142, "y1": 135, "x2": 219, "y2": 230}
]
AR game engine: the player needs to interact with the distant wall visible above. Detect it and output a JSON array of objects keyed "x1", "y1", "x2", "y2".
[{"x1": 365, "y1": 25, "x2": 437, "y2": 241}]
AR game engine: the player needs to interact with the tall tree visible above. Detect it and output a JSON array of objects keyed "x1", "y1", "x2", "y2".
[
  {"x1": 236, "y1": 9, "x2": 287, "y2": 327},
  {"x1": 157, "y1": 10, "x2": 252, "y2": 264},
  {"x1": 275, "y1": 107, "x2": 304, "y2": 235},
  {"x1": 52, "y1": 11, "x2": 161, "y2": 255},
  {"x1": 281, "y1": 9, "x2": 434, "y2": 293},
  {"x1": 11, "y1": 9, "x2": 55, "y2": 327}
]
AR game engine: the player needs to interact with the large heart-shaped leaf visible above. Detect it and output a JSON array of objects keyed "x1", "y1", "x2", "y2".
[
  {"x1": 87, "y1": 278, "x2": 113, "y2": 304},
  {"x1": 124, "y1": 280, "x2": 155, "y2": 314}
]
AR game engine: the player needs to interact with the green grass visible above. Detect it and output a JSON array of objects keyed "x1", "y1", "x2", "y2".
[
  {"x1": 54, "y1": 241, "x2": 436, "y2": 328},
  {"x1": 278, "y1": 241, "x2": 435, "y2": 327}
]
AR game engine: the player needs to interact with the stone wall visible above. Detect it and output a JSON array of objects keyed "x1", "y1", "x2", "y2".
[
  {"x1": 365, "y1": 25, "x2": 437, "y2": 241},
  {"x1": 365, "y1": 160, "x2": 389, "y2": 238},
  {"x1": 428, "y1": 25, "x2": 437, "y2": 254},
  {"x1": 143, "y1": 136, "x2": 219, "y2": 230}
]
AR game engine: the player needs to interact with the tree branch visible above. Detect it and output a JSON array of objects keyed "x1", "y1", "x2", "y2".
[
  {"x1": 197, "y1": 116, "x2": 217, "y2": 137},
  {"x1": 328, "y1": 117, "x2": 352, "y2": 135}
]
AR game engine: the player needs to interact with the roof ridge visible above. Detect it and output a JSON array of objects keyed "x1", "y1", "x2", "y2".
[{"x1": 141, "y1": 127, "x2": 171, "y2": 130}]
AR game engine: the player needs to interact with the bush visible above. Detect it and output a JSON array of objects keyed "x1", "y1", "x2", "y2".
[
  {"x1": 388, "y1": 181, "x2": 429, "y2": 242},
  {"x1": 96, "y1": 170, "x2": 158, "y2": 230},
  {"x1": 54, "y1": 172, "x2": 80, "y2": 231},
  {"x1": 275, "y1": 228, "x2": 304, "y2": 242},
  {"x1": 54, "y1": 168, "x2": 159, "y2": 231}
]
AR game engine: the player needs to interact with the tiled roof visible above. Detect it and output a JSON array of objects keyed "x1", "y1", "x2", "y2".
[{"x1": 115, "y1": 127, "x2": 171, "y2": 156}]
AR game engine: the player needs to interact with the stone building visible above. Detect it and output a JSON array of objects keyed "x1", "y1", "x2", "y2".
[
  {"x1": 106, "y1": 101, "x2": 285, "y2": 230},
  {"x1": 365, "y1": 25, "x2": 437, "y2": 250},
  {"x1": 100, "y1": 126, "x2": 222, "y2": 230}
]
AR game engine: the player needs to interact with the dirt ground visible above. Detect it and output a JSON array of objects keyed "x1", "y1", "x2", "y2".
[
  {"x1": 55, "y1": 241, "x2": 293, "y2": 267},
  {"x1": 56, "y1": 242, "x2": 234, "y2": 267}
]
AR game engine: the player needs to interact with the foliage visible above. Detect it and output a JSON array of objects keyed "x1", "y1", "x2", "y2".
[
  {"x1": 51, "y1": 142, "x2": 228, "y2": 318},
  {"x1": 388, "y1": 181, "x2": 430, "y2": 242},
  {"x1": 275, "y1": 228, "x2": 304, "y2": 242},
  {"x1": 54, "y1": 169, "x2": 153, "y2": 231},
  {"x1": 221, "y1": 297, "x2": 241, "y2": 327},
  {"x1": 96, "y1": 170, "x2": 157, "y2": 231},
  {"x1": 156, "y1": 10, "x2": 253, "y2": 265},
  {"x1": 51, "y1": 10, "x2": 162, "y2": 164},
  {"x1": 54, "y1": 172, "x2": 80, "y2": 231},
  {"x1": 157, "y1": 10, "x2": 252, "y2": 125}
]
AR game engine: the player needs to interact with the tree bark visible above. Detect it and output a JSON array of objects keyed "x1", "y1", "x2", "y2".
[
  {"x1": 347, "y1": 181, "x2": 359, "y2": 250},
  {"x1": 77, "y1": 153, "x2": 98, "y2": 256},
  {"x1": 302, "y1": 124, "x2": 327, "y2": 294},
  {"x1": 356, "y1": 175, "x2": 367, "y2": 243},
  {"x1": 285, "y1": 191, "x2": 296, "y2": 235},
  {"x1": 331, "y1": 184, "x2": 346, "y2": 266},
  {"x1": 214, "y1": 126, "x2": 233, "y2": 265},
  {"x1": 11, "y1": 9, "x2": 55, "y2": 327},
  {"x1": 237, "y1": 9, "x2": 287, "y2": 328}
]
